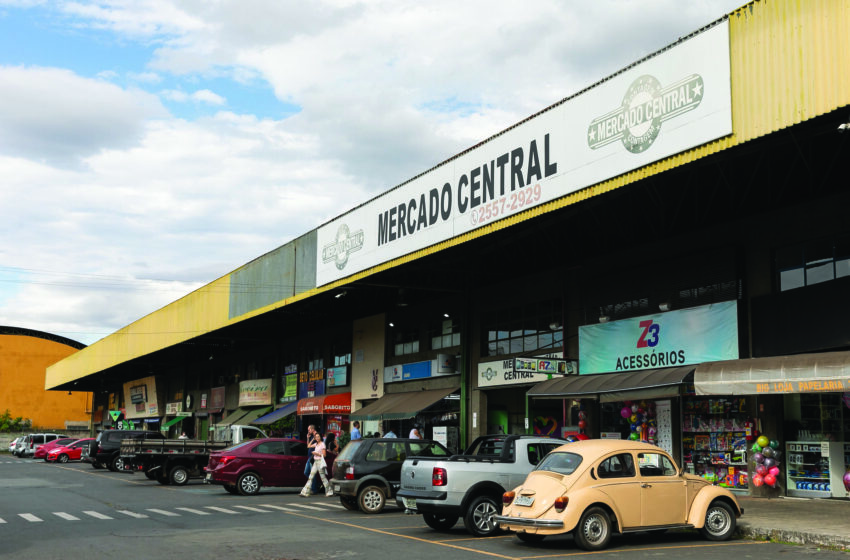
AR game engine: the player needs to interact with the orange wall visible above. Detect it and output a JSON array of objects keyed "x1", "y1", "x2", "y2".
[{"x1": 0, "y1": 334, "x2": 90, "y2": 430}]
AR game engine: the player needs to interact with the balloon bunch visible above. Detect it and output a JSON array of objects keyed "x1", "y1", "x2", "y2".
[
  {"x1": 750, "y1": 435, "x2": 782, "y2": 489},
  {"x1": 577, "y1": 408, "x2": 588, "y2": 434},
  {"x1": 620, "y1": 401, "x2": 656, "y2": 443}
]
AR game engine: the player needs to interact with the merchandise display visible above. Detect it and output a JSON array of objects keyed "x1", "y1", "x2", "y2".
[{"x1": 682, "y1": 397, "x2": 749, "y2": 491}]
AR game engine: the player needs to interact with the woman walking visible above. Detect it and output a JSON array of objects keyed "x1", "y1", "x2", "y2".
[{"x1": 300, "y1": 432, "x2": 333, "y2": 497}]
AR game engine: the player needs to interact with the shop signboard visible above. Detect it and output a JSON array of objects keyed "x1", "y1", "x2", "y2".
[
  {"x1": 316, "y1": 23, "x2": 731, "y2": 287},
  {"x1": 299, "y1": 369, "x2": 325, "y2": 399},
  {"x1": 210, "y1": 386, "x2": 225, "y2": 409},
  {"x1": 165, "y1": 402, "x2": 183, "y2": 415},
  {"x1": 278, "y1": 372, "x2": 298, "y2": 403},
  {"x1": 384, "y1": 358, "x2": 460, "y2": 383},
  {"x1": 327, "y1": 366, "x2": 348, "y2": 387},
  {"x1": 478, "y1": 353, "x2": 573, "y2": 388},
  {"x1": 578, "y1": 301, "x2": 739, "y2": 375},
  {"x1": 238, "y1": 378, "x2": 272, "y2": 406},
  {"x1": 122, "y1": 376, "x2": 159, "y2": 419}
]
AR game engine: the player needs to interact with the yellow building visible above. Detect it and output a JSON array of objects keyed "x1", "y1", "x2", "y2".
[{"x1": 0, "y1": 327, "x2": 91, "y2": 431}]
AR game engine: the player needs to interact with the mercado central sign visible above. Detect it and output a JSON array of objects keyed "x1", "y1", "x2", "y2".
[{"x1": 317, "y1": 23, "x2": 731, "y2": 286}]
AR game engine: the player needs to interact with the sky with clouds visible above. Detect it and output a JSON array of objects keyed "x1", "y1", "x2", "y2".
[{"x1": 0, "y1": 0, "x2": 746, "y2": 346}]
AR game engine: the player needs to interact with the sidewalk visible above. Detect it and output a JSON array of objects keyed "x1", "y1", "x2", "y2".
[{"x1": 736, "y1": 496, "x2": 850, "y2": 550}]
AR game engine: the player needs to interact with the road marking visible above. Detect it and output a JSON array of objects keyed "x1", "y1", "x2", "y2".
[
  {"x1": 53, "y1": 512, "x2": 80, "y2": 521},
  {"x1": 175, "y1": 507, "x2": 211, "y2": 516},
  {"x1": 0, "y1": 518, "x2": 5, "y2": 524},
  {"x1": 205, "y1": 506, "x2": 240, "y2": 514},
  {"x1": 19, "y1": 514, "x2": 43, "y2": 522},
  {"x1": 258, "y1": 504, "x2": 299, "y2": 512},
  {"x1": 83, "y1": 511, "x2": 113, "y2": 520},
  {"x1": 288, "y1": 503, "x2": 331, "y2": 511},
  {"x1": 233, "y1": 505, "x2": 272, "y2": 513},
  {"x1": 323, "y1": 503, "x2": 345, "y2": 509},
  {"x1": 147, "y1": 509, "x2": 181, "y2": 517},
  {"x1": 117, "y1": 510, "x2": 148, "y2": 519}
]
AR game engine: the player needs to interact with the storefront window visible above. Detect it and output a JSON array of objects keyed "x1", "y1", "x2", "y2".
[
  {"x1": 431, "y1": 318, "x2": 461, "y2": 350},
  {"x1": 776, "y1": 235, "x2": 850, "y2": 291},
  {"x1": 482, "y1": 299, "x2": 562, "y2": 357}
]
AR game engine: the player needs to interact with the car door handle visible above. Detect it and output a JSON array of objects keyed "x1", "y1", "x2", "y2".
[{"x1": 641, "y1": 483, "x2": 651, "y2": 488}]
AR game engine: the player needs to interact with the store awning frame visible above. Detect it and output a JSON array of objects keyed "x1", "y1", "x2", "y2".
[
  {"x1": 161, "y1": 416, "x2": 184, "y2": 429},
  {"x1": 252, "y1": 401, "x2": 298, "y2": 425},
  {"x1": 218, "y1": 408, "x2": 250, "y2": 425},
  {"x1": 297, "y1": 392, "x2": 352, "y2": 416},
  {"x1": 239, "y1": 406, "x2": 273, "y2": 424},
  {"x1": 695, "y1": 351, "x2": 850, "y2": 395},
  {"x1": 528, "y1": 366, "x2": 695, "y2": 403},
  {"x1": 350, "y1": 387, "x2": 458, "y2": 421}
]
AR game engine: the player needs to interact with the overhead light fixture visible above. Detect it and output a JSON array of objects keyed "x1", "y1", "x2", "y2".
[
  {"x1": 443, "y1": 313, "x2": 450, "y2": 318},
  {"x1": 388, "y1": 322, "x2": 395, "y2": 327},
  {"x1": 838, "y1": 122, "x2": 850, "y2": 133},
  {"x1": 598, "y1": 316, "x2": 610, "y2": 323},
  {"x1": 659, "y1": 302, "x2": 671, "y2": 312},
  {"x1": 549, "y1": 322, "x2": 561, "y2": 331},
  {"x1": 334, "y1": 291, "x2": 347, "y2": 299}
]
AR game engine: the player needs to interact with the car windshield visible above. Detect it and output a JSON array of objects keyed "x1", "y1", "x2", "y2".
[{"x1": 535, "y1": 451, "x2": 583, "y2": 475}]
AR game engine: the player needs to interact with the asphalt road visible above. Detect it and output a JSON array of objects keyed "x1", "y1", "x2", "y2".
[{"x1": 0, "y1": 453, "x2": 845, "y2": 560}]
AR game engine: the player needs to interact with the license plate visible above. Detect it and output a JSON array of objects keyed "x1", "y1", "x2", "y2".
[
  {"x1": 514, "y1": 495, "x2": 535, "y2": 507},
  {"x1": 205, "y1": 473, "x2": 212, "y2": 481},
  {"x1": 402, "y1": 497, "x2": 417, "y2": 509},
  {"x1": 333, "y1": 484, "x2": 340, "y2": 492}
]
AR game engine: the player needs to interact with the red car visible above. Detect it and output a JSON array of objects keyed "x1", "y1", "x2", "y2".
[
  {"x1": 34, "y1": 438, "x2": 78, "y2": 460},
  {"x1": 206, "y1": 438, "x2": 331, "y2": 496},
  {"x1": 46, "y1": 438, "x2": 95, "y2": 463}
]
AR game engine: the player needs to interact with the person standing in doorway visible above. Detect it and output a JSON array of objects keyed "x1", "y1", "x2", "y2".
[
  {"x1": 409, "y1": 423, "x2": 422, "y2": 439},
  {"x1": 351, "y1": 421, "x2": 362, "y2": 440},
  {"x1": 300, "y1": 432, "x2": 333, "y2": 497}
]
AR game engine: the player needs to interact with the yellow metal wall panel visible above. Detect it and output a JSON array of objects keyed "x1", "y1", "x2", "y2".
[{"x1": 48, "y1": 0, "x2": 850, "y2": 385}]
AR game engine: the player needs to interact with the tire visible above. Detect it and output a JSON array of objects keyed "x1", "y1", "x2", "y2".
[
  {"x1": 516, "y1": 532, "x2": 546, "y2": 544},
  {"x1": 463, "y1": 495, "x2": 502, "y2": 537},
  {"x1": 700, "y1": 501, "x2": 736, "y2": 541},
  {"x1": 357, "y1": 485, "x2": 386, "y2": 514},
  {"x1": 170, "y1": 465, "x2": 190, "y2": 486},
  {"x1": 340, "y1": 496, "x2": 359, "y2": 511},
  {"x1": 109, "y1": 455, "x2": 124, "y2": 472},
  {"x1": 423, "y1": 513, "x2": 459, "y2": 531},
  {"x1": 144, "y1": 470, "x2": 157, "y2": 480},
  {"x1": 92, "y1": 461, "x2": 104, "y2": 469},
  {"x1": 237, "y1": 472, "x2": 262, "y2": 496},
  {"x1": 58, "y1": 454, "x2": 70, "y2": 464},
  {"x1": 573, "y1": 507, "x2": 612, "y2": 551},
  {"x1": 224, "y1": 485, "x2": 239, "y2": 495}
]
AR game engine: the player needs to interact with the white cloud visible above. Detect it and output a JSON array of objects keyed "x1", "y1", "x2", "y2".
[{"x1": 160, "y1": 88, "x2": 226, "y2": 105}]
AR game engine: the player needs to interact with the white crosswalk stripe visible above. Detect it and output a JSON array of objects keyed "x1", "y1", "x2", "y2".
[
  {"x1": 83, "y1": 511, "x2": 113, "y2": 520},
  {"x1": 233, "y1": 505, "x2": 272, "y2": 513},
  {"x1": 146, "y1": 508, "x2": 181, "y2": 517},
  {"x1": 53, "y1": 512, "x2": 80, "y2": 521},
  {"x1": 258, "y1": 504, "x2": 299, "y2": 512},
  {"x1": 175, "y1": 507, "x2": 211, "y2": 516},
  {"x1": 0, "y1": 518, "x2": 6, "y2": 524},
  {"x1": 288, "y1": 503, "x2": 330, "y2": 511},
  {"x1": 323, "y1": 503, "x2": 345, "y2": 509},
  {"x1": 19, "y1": 513, "x2": 43, "y2": 522},
  {"x1": 118, "y1": 510, "x2": 148, "y2": 519},
  {"x1": 204, "y1": 506, "x2": 240, "y2": 514}
]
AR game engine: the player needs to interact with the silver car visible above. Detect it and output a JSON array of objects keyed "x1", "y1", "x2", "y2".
[{"x1": 8, "y1": 437, "x2": 22, "y2": 454}]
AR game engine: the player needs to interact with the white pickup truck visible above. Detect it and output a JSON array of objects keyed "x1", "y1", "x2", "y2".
[{"x1": 396, "y1": 434, "x2": 566, "y2": 537}]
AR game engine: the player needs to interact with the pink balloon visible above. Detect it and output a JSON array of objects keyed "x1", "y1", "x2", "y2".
[
  {"x1": 768, "y1": 466, "x2": 780, "y2": 477},
  {"x1": 756, "y1": 464, "x2": 767, "y2": 475},
  {"x1": 621, "y1": 407, "x2": 631, "y2": 419}
]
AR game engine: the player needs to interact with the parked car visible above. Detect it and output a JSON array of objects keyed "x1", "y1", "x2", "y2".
[
  {"x1": 397, "y1": 434, "x2": 567, "y2": 537},
  {"x1": 83, "y1": 430, "x2": 165, "y2": 471},
  {"x1": 205, "y1": 438, "x2": 310, "y2": 496},
  {"x1": 8, "y1": 437, "x2": 22, "y2": 454},
  {"x1": 17, "y1": 433, "x2": 66, "y2": 458},
  {"x1": 330, "y1": 437, "x2": 450, "y2": 514},
  {"x1": 46, "y1": 438, "x2": 95, "y2": 463},
  {"x1": 493, "y1": 439, "x2": 743, "y2": 551},
  {"x1": 34, "y1": 437, "x2": 79, "y2": 460}
]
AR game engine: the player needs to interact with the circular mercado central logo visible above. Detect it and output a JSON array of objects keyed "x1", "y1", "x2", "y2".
[
  {"x1": 321, "y1": 224, "x2": 365, "y2": 271},
  {"x1": 587, "y1": 73, "x2": 704, "y2": 154}
]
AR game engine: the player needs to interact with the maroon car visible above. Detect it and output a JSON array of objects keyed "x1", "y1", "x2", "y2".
[{"x1": 205, "y1": 438, "x2": 322, "y2": 496}]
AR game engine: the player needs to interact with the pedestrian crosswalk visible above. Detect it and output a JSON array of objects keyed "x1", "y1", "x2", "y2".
[{"x1": 0, "y1": 502, "x2": 346, "y2": 525}]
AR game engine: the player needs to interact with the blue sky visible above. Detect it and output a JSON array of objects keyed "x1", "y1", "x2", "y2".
[{"x1": 0, "y1": 0, "x2": 746, "y2": 345}]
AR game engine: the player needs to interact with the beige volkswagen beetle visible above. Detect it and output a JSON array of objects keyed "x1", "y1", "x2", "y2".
[{"x1": 493, "y1": 439, "x2": 743, "y2": 550}]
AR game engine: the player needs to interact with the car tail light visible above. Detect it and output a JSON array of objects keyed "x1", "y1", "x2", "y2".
[
  {"x1": 503, "y1": 491, "x2": 515, "y2": 505},
  {"x1": 553, "y1": 496, "x2": 568, "y2": 513},
  {"x1": 432, "y1": 467, "x2": 447, "y2": 486},
  {"x1": 345, "y1": 466, "x2": 354, "y2": 480},
  {"x1": 218, "y1": 455, "x2": 237, "y2": 466}
]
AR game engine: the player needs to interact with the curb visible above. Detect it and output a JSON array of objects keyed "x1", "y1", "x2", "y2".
[{"x1": 738, "y1": 524, "x2": 850, "y2": 551}]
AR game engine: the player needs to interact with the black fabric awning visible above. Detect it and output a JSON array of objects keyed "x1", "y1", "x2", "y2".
[
  {"x1": 350, "y1": 387, "x2": 457, "y2": 421},
  {"x1": 527, "y1": 366, "x2": 695, "y2": 402},
  {"x1": 695, "y1": 351, "x2": 850, "y2": 395}
]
